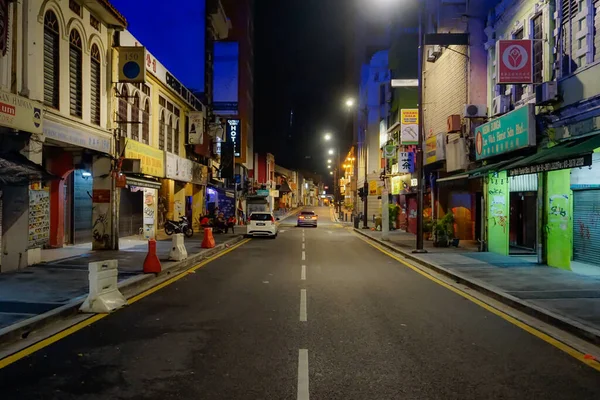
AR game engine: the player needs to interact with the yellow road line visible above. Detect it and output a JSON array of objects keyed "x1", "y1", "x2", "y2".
[
  {"x1": 355, "y1": 234, "x2": 600, "y2": 372},
  {"x1": 0, "y1": 239, "x2": 251, "y2": 370}
]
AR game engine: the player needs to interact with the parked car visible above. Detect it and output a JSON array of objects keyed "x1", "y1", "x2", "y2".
[
  {"x1": 246, "y1": 212, "x2": 279, "y2": 238},
  {"x1": 297, "y1": 210, "x2": 318, "y2": 227}
]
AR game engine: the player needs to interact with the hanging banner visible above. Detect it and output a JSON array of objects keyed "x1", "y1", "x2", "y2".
[
  {"x1": 188, "y1": 111, "x2": 204, "y2": 145},
  {"x1": 400, "y1": 109, "x2": 419, "y2": 145},
  {"x1": 496, "y1": 40, "x2": 534, "y2": 84}
]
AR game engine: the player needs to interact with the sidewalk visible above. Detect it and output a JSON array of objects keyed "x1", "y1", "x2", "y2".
[
  {"x1": 0, "y1": 231, "x2": 240, "y2": 333},
  {"x1": 355, "y1": 228, "x2": 600, "y2": 344}
]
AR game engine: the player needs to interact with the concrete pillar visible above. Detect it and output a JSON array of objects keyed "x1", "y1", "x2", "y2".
[
  {"x1": 192, "y1": 185, "x2": 204, "y2": 230},
  {"x1": 1, "y1": 186, "x2": 33, "y2": 271},
  {"x1": 382, "y1": 188, "x2": 389, "y2": 240},
  {"x1": 91, "y1": 156, "x2": 114, "y2": 250}
]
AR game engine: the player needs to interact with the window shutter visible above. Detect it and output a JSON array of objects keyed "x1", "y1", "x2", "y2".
[
  {"x1": 90, "y1": 45, "x2": 101, "y2": 125},
  {"x1": 43, "y1": 12, "x2": 60, "y2": 109},
  {"x1": 69, "y1": 30, "x2": 83, "y2": 117},
  {"x1": 142, "y1": 100, "x2": 150, "y2": 144}
]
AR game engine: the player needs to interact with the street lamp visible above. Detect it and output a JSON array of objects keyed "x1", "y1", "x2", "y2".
[
  {"x1": 345, "y1": 98, "x2": 355, "y2": 108},
  {"x1": 327, "y1": 165, "x2": 331, "y2": 169},
  {"x1": 324, "y1": 133, "x2": 332, "y2": 141},
  {"x1": 328, "y1": 149, "x2": 334, "y2": 155},
  {"x1": 327, "y1": 159, "x2": 332, "y2": 163}
]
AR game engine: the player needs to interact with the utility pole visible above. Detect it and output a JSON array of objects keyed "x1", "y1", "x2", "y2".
[{"x1": 413, "y1": 1, "x2": 427, "y2": 253}]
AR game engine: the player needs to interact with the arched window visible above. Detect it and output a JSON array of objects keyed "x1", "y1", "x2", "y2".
[
  {"x1": 69, "y1": 29, "x2": 83, "y2": 117},
  {"x1": 142, "y1": 99, "x2": 150, "y2": 144},
  {"x1": 166, "y1": 115, "x2": 173, "y2": 153},
  {"x1": 131, "y1": 93, "x2": 140, "y2": 141},
  {"x1": 43, "y1": 11, "x2": 60, "y2": 108},
  {"x1": 159, "y1": 111, "x2": 166, "y2": 150},
  {"x1": 90, "y1": 44, "x2": 101, "y2": 125},
  {"x1": 118, "y1": 85, "x2": 128, "y2": 136},
  {"x1": 174, "y1": 120, "x2": 180, "y2": 155}
]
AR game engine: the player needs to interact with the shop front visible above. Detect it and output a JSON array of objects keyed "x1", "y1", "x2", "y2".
[
  {"x1": 162, "y1": 152, "x2": 195, "y2": 227},
  {"x1": 206, "y1": 185, "x2": 235, "y2": 217},
  {"x1": 43, "y1": 117, "x2": 113, "y2": 248},
  {"x1": 191, "y1": 163, "x2": 209, "y2": 229},
  {"x1": 120, "y1": 139, "x2": 164, "y2": 240}
]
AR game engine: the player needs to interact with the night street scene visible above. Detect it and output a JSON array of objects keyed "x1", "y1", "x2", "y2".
[{"x1": 2, "y1": 0, "x2": 600, "y2": 398}]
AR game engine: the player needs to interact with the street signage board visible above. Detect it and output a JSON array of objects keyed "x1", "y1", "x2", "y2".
[
  {"x1": 257, "y1": 189, "x2": 270, "y2": 197},
  {"x1": 496, "y1": 40, "x2": 534, "y2": 84},
  {"x1": 400, "y1": 109, "x2": 419, "y2": 145},
  {"x1": 475, "y1": 104, "x2": 536, "y2": 160},
  {"x1": 118, "y1": 46, "x2": 146, "y2": 83}
]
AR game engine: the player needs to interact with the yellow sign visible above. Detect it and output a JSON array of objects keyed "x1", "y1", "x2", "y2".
[
  {"x1": 124, "y1": 140, "x2": 164, "y2": 177},
  {"x1": 118, "y1": 46, "x2": 147, "y2": 83},
  {"x1": 400, "y1": 109, "x2": 419, "y2": 145},
  {"x1": 368, "y1": 180, "x2": 378, "y2": 196},
  {"x1": 425, "y1": 135, "x2": 437, "y2": 164},
  {"x1": 391, "y1": 176, "x2": 402, "y2": 195}
]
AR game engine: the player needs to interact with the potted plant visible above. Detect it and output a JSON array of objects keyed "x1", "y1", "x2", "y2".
[
  {"x1": 433, "y1": 212, "x2": 454, "y2": 247},
  {"x1": 423, "y1": 219, "x2": 433, "y2": 241},
  {"x1": 388, "y1": 204, "x2": 400, "y2": 231}
]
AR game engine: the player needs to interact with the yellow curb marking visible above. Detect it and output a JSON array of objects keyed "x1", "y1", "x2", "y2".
[
  {"x1": 354, "y1": 233, "x2": 600, "y2": 373},
  {"x1": 0, "y1": 239, "x2": 251, "y2": 370}
]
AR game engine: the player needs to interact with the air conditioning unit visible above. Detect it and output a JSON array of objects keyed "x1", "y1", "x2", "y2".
[
  {"x1": 463, "y1": 104, "x2": 487, "y2": 118},
  {"x1": 426, "y1": 48, "x2": 437, "y2": 62},
  {"x1": 536, "y1": 81, "x2": 558, "y2": 105},
  {"x1": 121, "y1": 158, "x2": 141, "y2": 174},
  {"x1": 447, "y1": 114, "x2": 461, "y2": 132},
  {"x1": 491, "y1": 95, "x2": 510, "y2": 116},
  {"x1": 432, "y1": 45, "x2": 442, "y2": 58}
]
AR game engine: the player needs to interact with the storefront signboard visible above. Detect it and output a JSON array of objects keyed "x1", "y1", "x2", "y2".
[
  {"x1": 257, "y1": 189, "x2": 270, "y2": 197},
  {"x1": 398, "y1": 152, "x2": 415, "y2": 173},
  {"x1": 192, "y1": 163, "x2": 208, "y2": 185},
  {"x1": 45, "y1": 120, "x2": 111, "y2": 154},
  {"x1": 391, "y1": 176, "x2": 402, "y2": 195},
  {"x1": 124, "y1": 140, "x2": 164, "y2": 177},
  {"x1": 0, "y1": 89, "x2": 43, "y2": 134},
  {"x1": 188, "y1": 111, "x2": 204, "y2": 144},
  {"x1": 475, "y1": 104, "x2": 535, "y2": 160},
  {"x1": 509, "y1": 154, "x2": 591, "y2": 177},
  {"x1": 368, "y1": 180, "x2": 378, "y2": 195},
  {"x1": 400, "y1": 109, "x2": 419, "y2": 145},
  {"x1": 165, "y1": 152, "x2": 193, "y2": 182}
]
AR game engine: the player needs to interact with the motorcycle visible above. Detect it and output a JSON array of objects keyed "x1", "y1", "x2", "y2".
[{"x1": 164, "y1": 216, "x2": 194, "y2": 238}]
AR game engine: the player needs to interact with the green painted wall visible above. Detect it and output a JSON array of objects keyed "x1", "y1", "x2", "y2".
[
  {"x1": 546, "y1": 170, "x2": 572, "y2": 270},
  {"x1": 487, "y1": 171, "x2": 509, "y2": 255}
]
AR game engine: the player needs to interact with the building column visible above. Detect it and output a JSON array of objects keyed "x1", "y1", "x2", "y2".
[
  {"x1": 47, "y1": 151, "x2": 74, "y2": 248},
  {"x1": 91, "y1": 156, "x2": 115, "y2": 250}
]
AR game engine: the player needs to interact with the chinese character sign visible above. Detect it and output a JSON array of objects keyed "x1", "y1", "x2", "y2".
[
  {"x1": 400, "y1": 109, "x2": 419, "y2": 145},
  {"x1": 398, "y1": 152, "x2": 415, "y2": 173},
  {"x1": 497, "y1": 40, "x2": 533, "y2": 84}
]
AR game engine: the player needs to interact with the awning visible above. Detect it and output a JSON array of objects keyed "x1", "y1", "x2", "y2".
[
  {"x1": 125, "y1": 176, "x2": 162, "y2": 190},
  {"x1": 436, "y1": 174, "x2": 469, "y2": 183},
  {"x1": 0, "y1": 153, "x2": 58, "y2": 186},
  {"x1": 387, "y1": 121, "x2": 401, "y2": 134},
  {"x1": 467, "y1": 157, "x2": 524, "y2": 179},
  {"x1": 505, "y1": 135, "x2": 600, "y2": 177},
  {"x1": 278, "y1": 181, "x2": 292, "y2": 193}
]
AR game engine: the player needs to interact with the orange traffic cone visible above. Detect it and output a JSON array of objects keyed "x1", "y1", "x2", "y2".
[
  {"x1": 201, "y1": 228, "x2": 216, "y2": 249},
  {"x1": 143, "y1": 239, "x2": 162, "y2": 273}
]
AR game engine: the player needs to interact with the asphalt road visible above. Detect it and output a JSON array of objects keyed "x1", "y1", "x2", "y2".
[{"x1": 1, "y1": 206, "x2": 600, "y2": 399}]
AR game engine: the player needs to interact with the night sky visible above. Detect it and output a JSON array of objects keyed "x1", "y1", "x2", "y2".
[{"x1": 111, "y1": 0, "x2": 356, "y2": 183}]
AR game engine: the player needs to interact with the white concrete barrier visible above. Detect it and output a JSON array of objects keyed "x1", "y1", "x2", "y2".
[
  {"x1": 80, "y1": 260, "x2": 127, "y2": 313},
  {"x1": 169, "y1": 233, "x2": 188, "y2": 261}
]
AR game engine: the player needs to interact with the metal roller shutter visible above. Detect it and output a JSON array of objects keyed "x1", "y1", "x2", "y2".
[{"x1": 573, "y1": 190, "x2": 600, "y2": 266}]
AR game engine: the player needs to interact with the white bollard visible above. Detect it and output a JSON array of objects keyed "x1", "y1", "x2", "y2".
[
  {"x1": 169, "y1": 233, "x2": 188, "y2": 261},
  {"x1": 80, "y1": 260, "x2": 127, "y2": 313}
]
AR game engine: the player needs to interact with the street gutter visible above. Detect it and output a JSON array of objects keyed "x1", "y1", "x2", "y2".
[{"x1": 353, "y1": 228, "x2": 600, "y2": 346}]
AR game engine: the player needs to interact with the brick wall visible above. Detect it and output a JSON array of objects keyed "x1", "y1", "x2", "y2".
[{"x1": 423, "y1": 46, "x2": 468, "y2": 140}]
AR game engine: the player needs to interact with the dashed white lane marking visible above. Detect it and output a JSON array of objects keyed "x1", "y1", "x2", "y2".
[
  {"x1": 301, "y1": 265, "x2": 306, "y2": 280},
  {"x1": 302, "y1": 251, "x2": 306, "y2": 260},
  {"x1": 302, "y1": 236, "x2": 305, "y2": 243},
  {"x1": 297, "y1": 349, "x2": 309, "y2": 400},
  {"x1": 300, "y1": 289, "x2": 307, "y2": 322},
  {"x1": 302, "y1": 243, "x2": 305, "y2": 250}
]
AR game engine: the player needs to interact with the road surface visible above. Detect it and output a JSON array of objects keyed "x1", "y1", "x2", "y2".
[{"x1": 1, "y1": 206, "x2": 599, "y2": 399}]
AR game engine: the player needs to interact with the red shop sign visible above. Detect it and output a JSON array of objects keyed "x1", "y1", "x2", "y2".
[{"x1": 496, "y1": 40, "x2": 534, "y2": 84}]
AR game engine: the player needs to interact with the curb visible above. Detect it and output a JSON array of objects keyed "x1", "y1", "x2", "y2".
[
  {"x1": 353, "y1": 228, "x2": 600, "y2": 346},
  {"x1": 0, "y1": 235, "x2": 245, "y2": 347}
]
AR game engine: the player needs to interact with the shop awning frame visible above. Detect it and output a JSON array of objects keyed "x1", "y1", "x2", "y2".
[
  {"x1": 505, "y1": 134, "x2": 600, "y2": 177},
  {"x1": 125, "y1": 175, "x2": 162, "y2": 190},
  {"x1": 467, "y1": 157, "x2": 524, "y2": 179},
  {"x1": 0, "y1": 152, "x2": 58, "y2": 186},
  {"x1": 436, "y1": 174, "x2": 469, "y2": 183}
]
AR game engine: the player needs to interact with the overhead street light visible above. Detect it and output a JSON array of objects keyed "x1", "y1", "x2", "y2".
[
  {"x1": 345, "y1": 98, "x2": 355, "y2": 108},
  {"x1": 328, "y1": 149, "x2": 334, "y2": 155},
  {"x1": 327, "y1": 159, "x2": 332, "y2": 163},
  {"x1": 324, "y1": 133, "x2": 332, "y2": 141}
]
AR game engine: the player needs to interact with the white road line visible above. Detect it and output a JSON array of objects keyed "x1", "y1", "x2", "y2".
[
  {"x1": 301, "y1": 265, "x2": 306, "y2": 280},
  {"x1": 302, "y1": 251, "x2": 306, "y2": 260},
  {"x1": 302, "y1": 243, "x2": 305, "y2": 250},
  {"x1": 297, "y1": 349, "x2": 309, "y2": 400},
  {"x1": 300, "y1": 289, "x2": 307, "y2": 322},
  {"x1": 302, "y1": 236, "x2": 305, "y2": 243}
]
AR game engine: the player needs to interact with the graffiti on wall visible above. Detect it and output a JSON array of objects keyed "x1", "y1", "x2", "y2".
[
  {"x1": 92, "y1": 205, "x2": 110, "y2": 248},
  {"x1": 549, "y1": 194, "x2": 569, "y2": 232}
]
